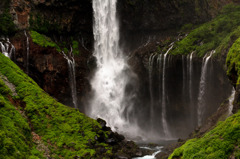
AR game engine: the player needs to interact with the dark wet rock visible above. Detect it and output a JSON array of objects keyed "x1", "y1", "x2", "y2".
[
  {"x1": 156, "y1": 97, "x2": 234, "y2": 158},
  {"x1": 97, "y1": 118, "x2": 107, "y2": 128}
]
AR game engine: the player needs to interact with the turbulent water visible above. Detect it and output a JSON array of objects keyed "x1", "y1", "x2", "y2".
[{"x1": 89, "y1": 0, "x2": 140, "y2": 137}]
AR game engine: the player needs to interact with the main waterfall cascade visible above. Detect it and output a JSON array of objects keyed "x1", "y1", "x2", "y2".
[{"x1": 89, "y1": 0, "x2": 141, "y2": 137}]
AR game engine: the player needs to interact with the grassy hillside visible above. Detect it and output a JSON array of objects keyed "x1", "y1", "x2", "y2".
[{"x1": 0, "y1": 53, "x2": 120, "y2": 158}]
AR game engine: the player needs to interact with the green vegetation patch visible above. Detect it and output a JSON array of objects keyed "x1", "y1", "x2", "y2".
[
  {"x1": 30, "y1": 31, "x2": 61, "y2": 52},
  {"x1": 169, "y1": 111, "x2": 240, "y2": 159},
  {"x1": 0, "y1": 9, "x2": 16, "y2": 35},
  {"x1": 0, "y1": 78, "x2": 44, "y2": 158},
  {"x1": 226, "y1": 37, "x2": 240, "y2": 85},
  {"x1": 30, "y1": 31, "x2": 81, "y2": 55},
  {"x1": 0, "y1": 53, "x2": 111, "y2": 158},
  {"x1": 170, "y1": 4, "x2": 240, "y2": 57}
]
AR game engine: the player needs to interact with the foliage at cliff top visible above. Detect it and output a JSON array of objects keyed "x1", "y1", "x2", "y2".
[
  {"x1": 0, "y1": 53, "x2": 112, "y2": 158},
  {"x1": 226, "y1": 37, "x2": 240, "y2": 86},
  {"x1": 30, "y1": 31, "x2": 61, "y2": 52},
  {"x1": 169, "y1": 109, "x2": 240, "y2": 159},
  {"x1": 0, "y1": 9, "x2": 16, "y2": 35},
  {"x1": 169, "y1": 4, "x2": 240, "y2": 57},
  {"x1": 30, "y1": 31, "x2": 80, "y2": 55}
]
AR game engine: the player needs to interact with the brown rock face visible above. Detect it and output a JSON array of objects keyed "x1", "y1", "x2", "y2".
[
  {"x1": 10, "y1": 0, "x2": 31, "y2": 29},
  {"x1": 118, "y1": 0, "x2": 238, "y2": 51},
  {"x1": 11, "y1": 31, "x2": 91, "y2": 110}
]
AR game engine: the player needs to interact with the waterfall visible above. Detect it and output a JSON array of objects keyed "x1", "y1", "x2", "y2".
[
  {"x1": 62, "y1": 48, "x2": 78, "y2": 109},
  {"x1": 162, "y1": 43, "x2": 174, "y2": 137},
  {"x1": 89, "y1": 0, "x2": 139, "y2": 136},
  {"x1": 149, "y1": 53, "x2": 157, "y2": 132},
  {"x1": 189, "y1": 52, "x2": 194, "y2": 127},
  {"x1": 228, "y1": 88, "x2": 236, "y2": 116},
  {"x1": 0, "y1": 38, "x2": 15, "y2": 59},
  {"x1": 182, "y1": 55, "x2": 186, "y2": 98},
  {"x1": 0, "y1": 42, "x2": 8, "y2": 57},
  {"x1": 24, "y1": 31, "x2": 30, "y2": 73},
  {"x1": 197, "y1": 50, "x2": 215, "y2": 127}
]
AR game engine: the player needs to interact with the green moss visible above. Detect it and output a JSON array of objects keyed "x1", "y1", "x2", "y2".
[
  {"x1": 170, "y1": 4, "x2": 240, "y2": 57},
  {"x1": 0, "y1": 53, "x2": 112, "y2": 158},
  {"x1": 0, "y1": 78, "x2": 44, "y2": 158},
  {"x1": 169, "y1": 111, "x2": 240, "y2": 159},
  {"x1": 0, "y1": 9, "x2": 16, "y2": 35},
  {"x1": 30, "y1": 31, "x2": 61, "y2": 52},
  {"x1": 72, "y1": 40, "x2": 80, "y2": 55},
  {"x1": 226, "y1": 37, "x2": 240, "y2": 85}
]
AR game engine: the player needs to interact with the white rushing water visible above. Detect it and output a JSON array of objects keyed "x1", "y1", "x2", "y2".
[
  {"x1": 62, "y1": 48, "x2": 78, "y2": 109},
  {"x1": 197, "y1": 50, "x2": 215, "y2": 127},
  {"x1": 133, "y1": 146, "x2": 163, "y2": 159},
  {"x1": 89, "y1": 0, "x2": 140, "y2": 136},
  {"x1": 0, "y1": 38, "x2": 16, "y2": 59},
  {"x1": 161, "y1": 43, "x2": 174, "y2": 137},
  {"x1": 24, "y1": 31, "x2": 30, "y2": 73},
  {"x1": 228, "y1": 88, "x2": 236, "y2": 116},
  {"x1": 149, "y1": 53, "x2": 157, "y2": 133},
  {"x1": 0, "y1": 42, "x2": 8, "y2": 57},
  {"x1": 189, "y1": 52, "x2": 194, "y2": 127}
]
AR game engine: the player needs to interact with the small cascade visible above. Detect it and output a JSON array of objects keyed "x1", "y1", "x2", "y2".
[
  {"x1": 149, "y1": 53, "x2": 158, "y2": 132},
  {"x1": 0, "y1": 42, "x2": 8, "y2": 57},
  {"x1": 228, "y1": 88, "x2": 236, "y2": 116},
  {"x1": 197, "y1": 50, "x2": 215, "y2": 127},
  {"x1": 162, "y1": 43, "x2": 174, "y2": 137},
  {"x1": 24, "y1": 31, "x2": 30, "y2": 73},
  {"x1": 62, "y1": 48, "x2": 78, "y2": 109},
  {"x1": 0, "y1": 38, "x2": 16, "y2": 59}
]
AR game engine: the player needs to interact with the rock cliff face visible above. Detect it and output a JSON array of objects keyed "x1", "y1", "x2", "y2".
[
  {"x1": 118, "y1": 0, "x2": 237, "y2": 50},
  {"x1": 1, "y1": 0, "x2": 238, "y2": 111},
  {"x1": 10, "y1": 31, "x2": 91, "y2": 110}
]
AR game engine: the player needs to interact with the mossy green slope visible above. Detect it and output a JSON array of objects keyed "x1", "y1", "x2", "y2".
[
  {"x1": 0, "y1": 53, "x2": 112, "y2": 158},
  {"x1": 0, "y1": 77, "x2": 44, "y2": 158},
  {"x1": 170, "y1": 4, "x2": 240, "y2": 57},
  {"x1": 169, "y1": 111, "x2": 240, "y2": 159},
  {"x1": 226, "y1": 37, "x2": 240, "y2": 86}
]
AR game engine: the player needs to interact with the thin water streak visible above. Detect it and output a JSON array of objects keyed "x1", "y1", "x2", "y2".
[
  {"x1": 24, "y1": 31, "x2": 30, "y2": 73},
  {"x1": 62, "y1": 48, "x2": 78, "y2": 109}
]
